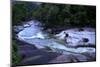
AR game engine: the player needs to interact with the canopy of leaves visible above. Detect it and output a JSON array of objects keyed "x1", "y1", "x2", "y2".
[{"x1": 12, "y1": 1, "x2": 96, "y2": 30}]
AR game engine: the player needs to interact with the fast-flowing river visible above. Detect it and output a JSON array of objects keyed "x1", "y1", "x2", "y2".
[{"x1": 15, "y1": 20, "x2": 96, "y2": 55}]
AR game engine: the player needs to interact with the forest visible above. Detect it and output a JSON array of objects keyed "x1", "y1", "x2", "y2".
[{"x1": 12, "y1": 2, "x2": 96, "y2": 29}]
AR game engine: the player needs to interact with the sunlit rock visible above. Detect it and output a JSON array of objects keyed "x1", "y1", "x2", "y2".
[{"x1": 55, "y1": 28, "x2": 95, "y2": 47}]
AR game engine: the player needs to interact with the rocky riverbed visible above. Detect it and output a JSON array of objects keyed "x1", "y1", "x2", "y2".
[
  {"x1": 17, "y1": 40, "x2": 95, "y2": 66},
  {"x1": 13, "y1": 20, "x2": 96, "y2": 65}
]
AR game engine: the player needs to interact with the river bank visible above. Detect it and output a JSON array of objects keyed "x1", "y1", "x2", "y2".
[
  {"x1": 15, "y1": 39, "x2": 95, "y2": 66},
  {"x1": 12, "y1": 20, "x2": 96, "y2": 66}
]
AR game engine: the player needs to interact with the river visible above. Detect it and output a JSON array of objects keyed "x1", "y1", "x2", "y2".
[{"x1": 15, "y1": 20, "x2": 96, "y2": 55}]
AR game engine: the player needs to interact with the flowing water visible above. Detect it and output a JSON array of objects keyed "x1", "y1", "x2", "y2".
[{"x1": 16, "y1": 20, "x2": 96, "y2": 55}]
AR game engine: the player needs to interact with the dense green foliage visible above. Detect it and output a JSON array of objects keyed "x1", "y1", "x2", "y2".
[
  {"x1": 12, "y1": 2, "x2": 96, "y2": 30},
  {"x1": 12, "y1": 40, "x2": 21, "y2": 65},
  {"x1": 12, "y1": 3, "x2": 31, "y2": 25}
]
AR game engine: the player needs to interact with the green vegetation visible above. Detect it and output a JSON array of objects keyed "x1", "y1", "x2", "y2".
[
  {"x1": 12, "y1": 40, "x2": 22, "y2": 65},
  {"x1": 12, "y1": 1, "x2": 96, "y2": 64},
  {"x1": 12, "y1": 2, "x2": 96, "y2": 30},
  {"x1": 12, "y1": 3, "x2": 29, "y2": 25}
]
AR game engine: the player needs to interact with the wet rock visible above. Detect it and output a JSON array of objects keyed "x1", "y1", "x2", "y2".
[
  {"x1": 48, "y1": 53, "x2": 91, "y2": 63},
  {"x1": 75, "y1": 45, "x2": 96, "y2": 48},
  {"x1": 81, "y1": 52, "x2": 96, "y2": 61},
  {"x1": 13, "y1": 26, "x2": 24, "y2": 33},
  {"x1": 78, "y1": 28, "x2": 84, "y2": 31},
  {"x1": 48, "y1": 54, "x2": 73, "y2": 63},
  {"x1": 82, "y1": 38, "x2": 89, "y2": 43},
  {"x1": 23, "y1": 24, "x2": 31, "y2": 28},
  {"x1": 71, "y1": 54, "x2": 88, "y2": 62}
]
